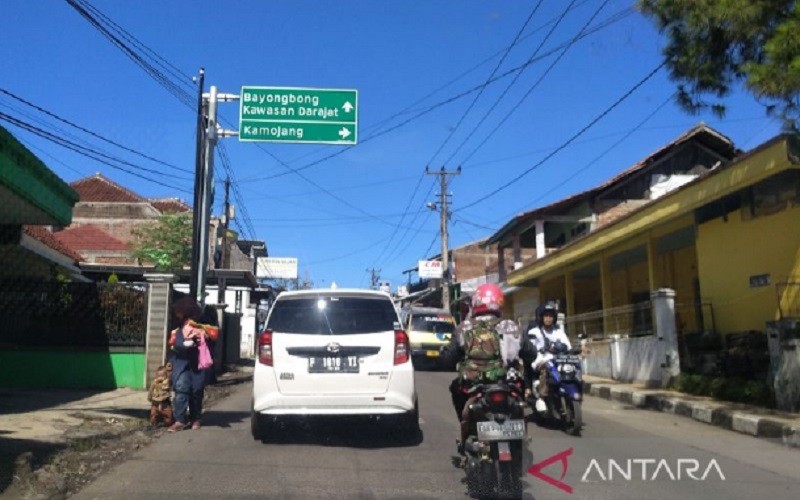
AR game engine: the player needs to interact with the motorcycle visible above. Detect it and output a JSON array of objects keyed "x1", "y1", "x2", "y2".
[
  {"x1": 462, "y1": 369, "x2": 528, "y2": 499},
  {"x1": 530, "y1": 344, "x2": 584, "y2": 436}
]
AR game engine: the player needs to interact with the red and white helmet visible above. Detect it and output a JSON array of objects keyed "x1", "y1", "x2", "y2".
[{"x1": 471, "y1": 283, "x2": 504, "y2": 316}]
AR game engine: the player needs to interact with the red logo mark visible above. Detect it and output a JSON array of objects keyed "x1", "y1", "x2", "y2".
[{"x1": 528, "y1": 448, "x2": 574, "y2": 494}]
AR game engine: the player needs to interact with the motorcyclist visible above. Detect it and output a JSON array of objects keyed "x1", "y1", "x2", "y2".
[
  {"x1": 442, "y1": 283, "x2": 536, "y2": 454},
  {"x1": 528, "y1": 301, "x2": 572, "y2": 413}
]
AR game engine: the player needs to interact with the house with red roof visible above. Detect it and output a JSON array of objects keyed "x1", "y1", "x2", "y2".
[{"x1": 59, "y1": 172, "x2": 191, "y2": 266}]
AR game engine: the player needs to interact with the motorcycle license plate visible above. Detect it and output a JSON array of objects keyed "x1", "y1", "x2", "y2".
[
  {"x1": 426, "y1": 350, "x2": 440, "y2": 357},
  {"x1": 477, "y1": 420, "x2": 525, "y2": 441},
  {"x1": 555, "y1": 354, "x2": 582, "y2": 364}
]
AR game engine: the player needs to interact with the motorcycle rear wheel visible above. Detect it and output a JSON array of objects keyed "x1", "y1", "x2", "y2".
[{"x1": 563, "y1": 399, "x2": 582, "y2": 436}]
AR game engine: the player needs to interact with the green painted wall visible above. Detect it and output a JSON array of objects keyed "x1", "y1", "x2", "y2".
[{"x1": 0, "y1": 351, "x2": 145, "y2": 390}]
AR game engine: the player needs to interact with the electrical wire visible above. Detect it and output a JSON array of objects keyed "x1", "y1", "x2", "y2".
[
  {"x1": 0, "y1": 88, "x2": 192, "y2": 174},
  {"x1": 456, "y1": 0, "x2": 613, "y2": 166},
  {"x1": 444, "y1": 0, "x2": 582, "y2": 166},
  {"x1": 499, "y1": 93, "x2": 676, "y2": 222},
  {"x1": 426, "y1": 0, "x2": 545, "y2": 167},
  {"x1": 244, "y1": 5, "x2": 635, "y2": 184},
  {"x1": 0, "y1": 112, "x2": 192, "y2": 194},
  {"x1": 457, "y1": 61, "x2": 667, "y2": 213}
]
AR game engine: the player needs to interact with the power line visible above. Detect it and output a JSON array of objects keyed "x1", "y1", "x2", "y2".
[
  {"x1": 457, "y1": 61, "x2": 667, "y2": 213},
  {"x1": 0, "y1": 112, "x2": 191, "y2": 193},
  {"x1": 0, "y1": 88, "x2": 192, "y2": 174},
  {"x1": 66, "y1": 0, "x2": 196, "y2": 110},
  {"x1": 244, "y1": 5, "x2": 635, "y2": 184},
  {"x1": 237, "y1": 0, "x2": 596, "y2": 184},
  {"x1": 378, "y1": 180, "x2": 438, "y2": 267},
  {"x1": 74, "y1": 0, "x2": 195, "y2": 87},
  {"x1": 427, "y1": 0, "x2": 545, "y2": 166},
  {"x1": 444, "y1": 0, "x2": 581, "y2": 166},
  {"x1": 456, "y1": 0, "x2": 613, "y2": 166},
  {"x1": 371, "y1": 0, "x2": 544, "y2": 276},
  {"x1": 499, "y1": 93, "x2": 676, "y2": 223}
]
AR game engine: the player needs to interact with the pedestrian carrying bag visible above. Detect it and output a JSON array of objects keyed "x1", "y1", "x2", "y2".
[{"x1": 197, "y1": 332, "x2": 214, "y2": 371}]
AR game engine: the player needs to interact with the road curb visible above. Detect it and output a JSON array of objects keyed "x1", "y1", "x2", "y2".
[{"x1": 584, "y1": 381, "x2": 800, "y2": 449}]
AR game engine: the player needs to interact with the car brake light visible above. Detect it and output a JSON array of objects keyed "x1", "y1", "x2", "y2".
[
  {"x1": 258, "y1": 330, "x2": 273, "y2": 366},
  {"x1": 394, "y1": 330, "x2": 409, "y2": 365},
  {"x1": 489, "y1": 392, "x2": 507, "y2": 404}
]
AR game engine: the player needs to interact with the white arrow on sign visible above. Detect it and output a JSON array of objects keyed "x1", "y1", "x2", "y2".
[
  {"x1": 342, "y1": 101, "x2": 354, "y2": 113},
  {"x1": 338, "y1": 127, "x2": 352, "y2": 139}
]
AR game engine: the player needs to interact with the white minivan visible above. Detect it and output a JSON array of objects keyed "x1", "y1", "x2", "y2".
[{"x1": 251, "y1": 288, "x2": 418, "y2": 440}]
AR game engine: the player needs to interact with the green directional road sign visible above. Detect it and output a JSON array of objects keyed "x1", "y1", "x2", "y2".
[{"x1": 239, "y1": 86, "x2": 358, "y2": 145}]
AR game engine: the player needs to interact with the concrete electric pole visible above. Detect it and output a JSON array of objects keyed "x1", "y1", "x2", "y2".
[
  {"x1": 367, "y1": 268, "x2": 381, "y2": 290},
  {"x1": 426, "y1": 166, "x2": 461, "y2": 311},
  {"x1": 189, "y1": 76, "x2": 239, "y2": 307}
]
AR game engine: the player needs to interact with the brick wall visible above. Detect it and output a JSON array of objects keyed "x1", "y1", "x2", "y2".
[
  {"x1": 595, "y1": 199, "x2": 651, "y2": 227},
  {"x1": 453, "y1": 242, "x2": 535, "y2": 283}
]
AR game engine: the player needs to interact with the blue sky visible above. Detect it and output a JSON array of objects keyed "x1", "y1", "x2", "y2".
[{"x1": 1, "y1": 1, "x2": 783, "y2": 289}]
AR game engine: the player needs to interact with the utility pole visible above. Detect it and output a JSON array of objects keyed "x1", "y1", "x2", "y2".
[
  {"x1": 189, "y1": 76, "x2": 240, "y2": 307},
  {"x1": 189, "y1": 68, "x2": 206, "y2": 303},
  {"x1": 367, "y1": 268, "x2": 381, "y2": 290},
  {"x1": 426, "y1": 166, "x2": 461, "y2": 311},
  {"x1": 217, "y1": 177, "x2": 231, "y2": 304}
]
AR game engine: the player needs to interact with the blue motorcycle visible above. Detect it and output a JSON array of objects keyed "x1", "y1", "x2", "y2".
[{"x1": 531, "y1": 344, "x2": 584, "y2": 436}]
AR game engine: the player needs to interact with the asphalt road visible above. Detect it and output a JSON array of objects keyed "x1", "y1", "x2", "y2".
[{"x1": 73, "y1": 371, "x2": 799, "y2": 500}]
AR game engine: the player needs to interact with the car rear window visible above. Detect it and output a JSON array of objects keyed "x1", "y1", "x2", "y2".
[
  {"x1": 266, "y1": 295, "x2": 398, "y2": 335},
  {"x1": 410, "y1": 314, "x2": 456, "y2": 334}
]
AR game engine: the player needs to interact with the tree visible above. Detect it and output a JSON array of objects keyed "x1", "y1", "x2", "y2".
[
  {"x1": 639, "y1": 0, "x2": 800, "y2": 128},
  {"x1": 131, "y1": 213, "x2": 193, "y2": 271}
]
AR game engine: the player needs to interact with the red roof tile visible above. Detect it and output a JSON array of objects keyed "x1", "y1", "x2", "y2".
[
  {"x1": 53, "y1": 225, "x2": 129, "y2": 252},
  {"x1": 70, "y1": 173, "x2": 145, "y2": 203},
  {"x1": 23, "y1": 226, "x2": 83, "y2": 262},
  {"x1": 150, "y1": 197, "x2": 191, "y2": 214}
]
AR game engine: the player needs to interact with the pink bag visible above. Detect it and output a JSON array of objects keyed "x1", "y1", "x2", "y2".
[{"x1": 197, "y1": 333, "x2": 214, "y2": 371}]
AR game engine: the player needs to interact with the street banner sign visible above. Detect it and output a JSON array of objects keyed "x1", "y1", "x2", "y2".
[
  {"x1": 256, "y1": 257, "x2": 298, "y2": 279},
  {"x1": 418, "y1": 260, "x2": 443, "y2": 279},
  {"x1": 239, "y1": 86, "x2": 358, "y2": 145}
]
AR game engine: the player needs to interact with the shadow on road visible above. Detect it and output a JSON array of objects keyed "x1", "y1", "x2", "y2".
[
  {"x1": 0, "y1": 437, "x2": 65, "y2": 496},
  {"x1": 256, "y1": 415, "x2": 424, "y2": 449},
  {"x1": 202, "y1": 410, "x2": 250, "y2": 429}
]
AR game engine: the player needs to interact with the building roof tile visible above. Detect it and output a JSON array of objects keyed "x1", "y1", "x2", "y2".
[
  {"x1": 53, "y1": 225, "x2": 129, "y2": 252},
  {"x1": 23, "y1": 225, "x2": 84, "y2": 261},
  {"x1": 70, "y1": 173, "x2": 145, "y2": 203}
]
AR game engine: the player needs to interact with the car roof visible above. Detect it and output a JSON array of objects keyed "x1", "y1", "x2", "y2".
[
  {"x1": 406, "y1": 306, "x2": 452, "y2": 316},
  {"x1": 275, "y1": 288, "x2": 393, "y2": 300}
]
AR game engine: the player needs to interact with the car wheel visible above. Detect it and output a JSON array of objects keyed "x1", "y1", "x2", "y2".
[
  {"x1": 393, "y1": 401, "x2": 420, "y2": 444},
  {"x1": 251, "y1": 401, "x2": 269, "y2": 441}
]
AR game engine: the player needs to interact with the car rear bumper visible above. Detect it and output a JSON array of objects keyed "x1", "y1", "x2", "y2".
[{"x1": 253, "y1": 364, "x2": 416, "y2": 416}]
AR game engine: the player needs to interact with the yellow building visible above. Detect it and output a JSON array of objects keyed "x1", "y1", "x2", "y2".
[{"x1": 507, "y1": 134, "x2": 800, "y2": 340}]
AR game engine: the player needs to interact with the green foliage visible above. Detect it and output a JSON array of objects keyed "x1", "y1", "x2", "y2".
[
  {"x1": 639, "y1": 0, "x2": 800, "y2": 129},
  {"x1": 107, "y1": 273, "x2": 119, "y2": 284},
  {"x1": 670, "y1": 373, "x2": 775, "y2": 407},
  {"x1": 130, "y1": 213, "x2": 192, "y2": 272}
]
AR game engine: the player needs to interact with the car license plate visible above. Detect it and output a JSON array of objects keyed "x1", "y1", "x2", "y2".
[
  {"x1": 308, "y1": 356, "x2": 359, "y2": 374},
  {"x1": 477, "y1": 420, "x2": 526, "y2": 441},
  {"x1": 426, "y1": 350, "x2": 440, "y2": 357}
]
